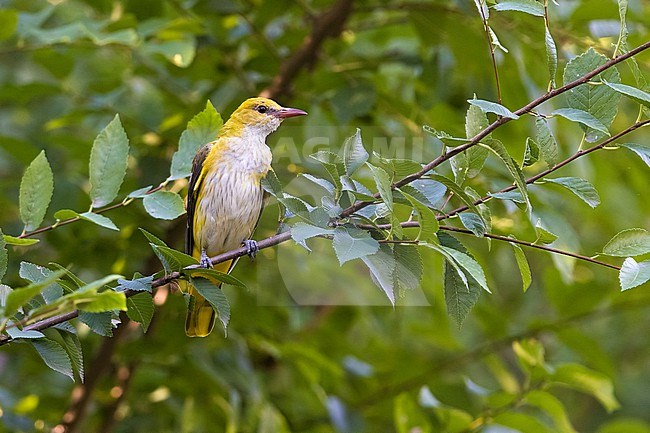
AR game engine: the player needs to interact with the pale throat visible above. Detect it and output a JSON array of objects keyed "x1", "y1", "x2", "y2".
[{"x1": 224, "y1": 124, "x2": 274, "y2": 176}]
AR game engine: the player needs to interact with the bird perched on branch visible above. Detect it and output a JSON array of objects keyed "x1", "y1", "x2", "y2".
[{"x1": 185, "y1": 97, "x2": 307, "y2": 337}]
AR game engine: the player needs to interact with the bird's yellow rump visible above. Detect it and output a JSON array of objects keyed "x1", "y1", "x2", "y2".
[{"x1": 185, "y1": 97, "x2": 307, "y2": 337}]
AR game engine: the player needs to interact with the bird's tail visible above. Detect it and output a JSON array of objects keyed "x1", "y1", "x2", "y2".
[{"x1": 184, "y1": 260, "x2": 232, "y2": 337}]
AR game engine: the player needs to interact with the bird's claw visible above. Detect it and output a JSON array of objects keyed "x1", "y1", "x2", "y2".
[
  {"x1": 200, "y1": 249, "x2": 213, "y2": 268},
  {"x1": 243, "y1": 239, "x2": 259, "y2": 259}
]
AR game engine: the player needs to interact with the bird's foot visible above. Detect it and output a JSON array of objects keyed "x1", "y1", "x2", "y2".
[
  {"x1": 200, "y1": 249, "x2": 213, "y2": 268},
  {"x1": 243, "y1": 239, "x2": 259, "y2": 259}
]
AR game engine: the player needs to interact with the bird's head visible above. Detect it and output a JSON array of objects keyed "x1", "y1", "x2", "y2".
[{"x1": 224, "y1": 97, "x2": 307, "y2": 137}]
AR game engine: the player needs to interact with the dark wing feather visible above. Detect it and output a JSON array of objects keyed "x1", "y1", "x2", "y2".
[{"x1": 185, "y1": 144, "x2": 212, "y2": 255}]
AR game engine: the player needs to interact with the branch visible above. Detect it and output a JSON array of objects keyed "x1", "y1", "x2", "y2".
[
  {"x1": 339, "y1": 39, "x2": 650, "y2": 218},
  {"x1": 259, "y1": 0, "x2": 354, "y2": 99}
]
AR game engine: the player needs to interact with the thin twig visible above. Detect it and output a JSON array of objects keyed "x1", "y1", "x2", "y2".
[{"x1": 477, "y1": 0, "x2": 502, "y2": 103}]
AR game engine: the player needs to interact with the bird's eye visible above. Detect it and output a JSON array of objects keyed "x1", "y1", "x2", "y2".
[{"x1": 256, "y1": 105, "x2": 268, "y2": 114}]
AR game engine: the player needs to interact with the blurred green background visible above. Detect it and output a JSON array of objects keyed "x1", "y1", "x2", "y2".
[{"x1": 0, "y1": 0, "x2": 649, "y2": 432}]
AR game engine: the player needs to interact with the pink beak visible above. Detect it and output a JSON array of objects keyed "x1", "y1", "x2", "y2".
[{"x1": 275, "y1": 107, "x2": 308, "y2": 118}]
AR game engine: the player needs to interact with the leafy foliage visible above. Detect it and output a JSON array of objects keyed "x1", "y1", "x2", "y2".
[{"x1": 0, "y1": 0, "x2": 648, "y2": 432}]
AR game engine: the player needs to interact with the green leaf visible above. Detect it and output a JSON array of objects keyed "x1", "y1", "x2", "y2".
[
  {"x1": 523, "y1": 137, "x2": 540, "y2": 167},
  {"x1": 552, "y1": 363, "x2": 620, "y2": 412},
  {"x1": 57, "y1": 330, "x2": 84, "y2": 382},
  {"x1": 291, "y1": 222, "x2": 333, "y2": 244},
  {"x1": 343, "y1": 128, "x2": 368, "y2": 175},
  {"x1": 309, "y1": 151, "x2": 343, "y2": 190},
  {"x1": 127, "y1": 186, "x2": 153, "y2": 198},
  {"x1": 422, "y1": 126, "x2": 467, "y2": 146},
  {"x1": 562, "y1": 48, "x2": 620, "y2": 142},
  {"x1": 116, "y1": 275, "x2": 154, "y2": 293},
  {"x1": 493, "y1": 0, "x2": 545, "y2": 16},
  {"x1": 89, "y1": 114, "x2": 129, "y2": 208},
  {"x1": 602, "y1": 80, "x2": 650, "y2": 108},
  {"x1": 0, "y1": 9, "x2": 19, "y2": 41},
  {"x1": 32, "y1": 338, "x2": 73, "y2": 381},
  {"x1": 534, "y1": 220, "x2": 558, "y2": 245},
  {"x1": 332, "y1": 226, "x2": 380, "y2": 265},
  {"x1": 6, "y1": 327, "x2": 45, "y2": 339},
  {"x1": 619, "y1": 143, "x2": 650, "y2": 167},
  {"x1": 77, "y1": 290, "x2": 126, "y2": 313},
  {"x1": 126, "y1": 292, "x2": 154, "y2": 332},
  {"x1": 490, "y1": 190, "x2": 526, "y2": 203},
  {"x1": 438, "y1": 233, "x2": 482, "y2": 327},
  {"x1": 151, "y1": 245, "x2": 198, "y2": 272},
  {"x1": 19, "y1": 150, "x2": 54, "y2": 231},
  {"x1": 509, "y1": 240, "x2": 532, "y2": 292},
  {"x1": 261, "y1": 169, "x2": 283, "y2": 197},
  {"x1": 552, "y1": 108, "x2": 610, "y2": 137},
  {"x1": 361, "y1": 245, "x2": 396, "y2": 305},
  {"x1": 545, "y1": 25, "x2": 558, "y2": 87},
  {"x1": 459, "y1": 213, "x2": 486, "y2": 237},
  {"x1": 143, "y1": 191, "x2": 186, "y2": 220},
  {"x1": 0, "y1": 229, "x2": 6, "y2": 282},
  {"x1": 2, "y1": 235, "x2": 39, "y2": 246},
  {"x1": 450, "y1": 104, "x2": 490, "y2": 183},
  {"x1": 169, "y1": 101, "x2": 222, "y2": 180},
  {"x1": 367, "y1": 163, "x2": 393, "y2": 211},
  {"x1": 393, "y1": 244, "x2": 423, "y2": 291},
  {"x1": 140, "y1": 229, "x2": 168, "y2": 250},
  {"x1": 53, "y1": 209, "x2": 119, "y2": 231},
  {"x1": 78, "y1": 312, "x2": 114, "y2": 337},
  {"x1": 535, "y1": 117, "x2": 559, "y2": 167},
  {"x1": 190, "y1": 277, "x2": 230, "y2": 333},
  {"x1": 603, "y1": 228, "x2": 650, "y2": 257},
  {"x1": 466, "y1": 101, "x2": 490, "y2": 139},
  {"x1": 183, "y1": 268, "x2": 246, "y2": 288},
  {"x1": 78, "y1": 211, "x2": 119, "y2": 231},
  {"x1": 299, "y1": 173, "x2": 335, "y2": 195},
  {"x1": 374, "y1": 155, "x2": 422, "y2": 179},
  {"x1": 407, "y1": 180, "x2": 447, "y2": 208},
  {"x1": 526, "y1": 390, "x2": 578, "y2": 433},
  {"x1": 468, "y1": 98, "x2": 519, "y2": 119},
  {"x1": 543, "y1": 177, "x2": 601, "y2": 208},
  {"x1": 441, "y1": 246, "x2": 491, "y2": 293},
  {"x1": 399, "y1": 190, "x2": 439, "y2": 241},
  {"x1": 4, "y1": 269, "x2": 66, "y2": 316},
  {"x1": 19, "y1": 261, "x2": 63, "y2": 303},
  {"x1": 484, "y1": 138, "x2": 530, "y2": 209},
  {"x1": 619, "y1": 258, "x2": 650, "y2": 291}
]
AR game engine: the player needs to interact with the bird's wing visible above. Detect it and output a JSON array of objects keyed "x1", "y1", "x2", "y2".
[{"x1": 185, "y1": 143, "x2": 213, "y2": 256}]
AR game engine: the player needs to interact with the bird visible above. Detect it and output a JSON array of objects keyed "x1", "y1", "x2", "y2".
[{"x1": 184, "y1": 97, "x2": 307, "y2": 337}]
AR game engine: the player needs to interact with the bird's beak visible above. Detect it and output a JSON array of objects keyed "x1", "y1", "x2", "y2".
[{"x1": 275, "y1": 107, "x2": 308, "y2": 118}]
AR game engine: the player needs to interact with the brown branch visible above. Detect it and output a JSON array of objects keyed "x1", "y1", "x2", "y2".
[{"x1": 259, "y1": 0, "x2": 354, "y2": 99}]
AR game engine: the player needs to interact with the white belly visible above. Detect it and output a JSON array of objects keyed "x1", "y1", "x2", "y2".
[{"x1": 193, "y1": 138, "x2": 271, "y2": 256}]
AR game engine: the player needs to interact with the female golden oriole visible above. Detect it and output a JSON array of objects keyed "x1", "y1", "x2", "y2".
[{"x1": 185, "y1": 97, "x2": 307, "y2": 337}]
